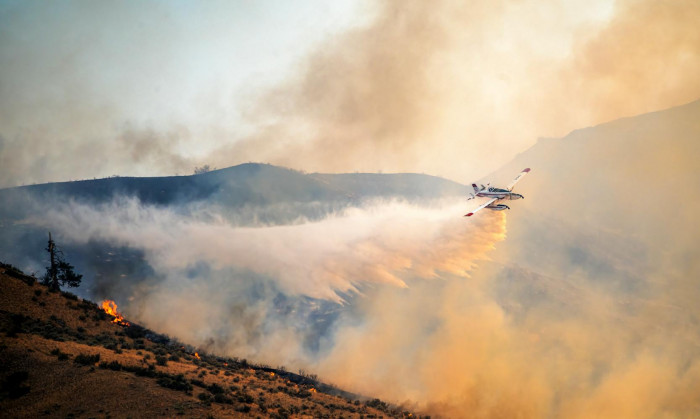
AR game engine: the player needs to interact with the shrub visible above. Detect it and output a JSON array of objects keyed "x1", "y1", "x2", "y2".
[
  {"x1": 50, "y1": 348, "x2": 70, "y2": 361},
  {"x1": 91, "y1": 312, "x2": 107, "y2": 322},
  {"x1": 1, "y1": 371, "x2": 30, "y2": 399},
  {"x1": 99, "y1": 361, "x2": 122, "y2": 371},
  {"x1": 273, "y1": 406, "x2": 288, "y2": 418},
  {"x1": 62, "y1": 292, "x2": 78, "y2": 301},
  {"x1": 156, "y1": 374, "x2": 192, "y2": 393},
  {"x1": 213, "y1": 393, "x2": 233, "y2": 404},
  {"x1": 236, "y1": 393, "x2": 254, "y2": 404},
  {"x1": 296, "y1": 389, "x2": 313, "y2": 398},
  {"x1": 124, "y1": 325, "x2": 146, "y2": 339},
  {"x1": 208, "y1": 383, "x2": 225, "y2": 394},
  {"x1": 4, "y1": 314, "x2": 27, "y2": 337},
  {"x1": 365, "y1": 399, "x2": 389, "y2": 412},
  {"x1": 190, "y1": 379, "x2": 207, "y2": 388},
  {"x1": 74, "y1": 353, "x2": 100, "y2": 365},
  {"x1": 155, "y1": 355, "x2": 168, "y2": 366},
  {"x1": 122, "y1": 364, "x2": 156, "y2": 378}
]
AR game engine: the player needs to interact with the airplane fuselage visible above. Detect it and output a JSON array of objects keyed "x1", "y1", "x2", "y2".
[
  {"x1": 465, "y1": 168, "x2": 530, "y2": 217},
  {"x1": 475, "y1": 190, "x2": 524, "y2": 200}
]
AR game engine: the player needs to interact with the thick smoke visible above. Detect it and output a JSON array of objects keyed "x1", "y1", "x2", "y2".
[
  {"x1": 2, "y1": 0, "x2": 699, "y2": 186},
  {"x1": 39, "y1": 198, "x2": 501, "y2": 302},
  {"x1": 32, "y1": 171, "x2": 700, "y2": 418},
  {"x1": 34, "y1": 198, "x2": 507, "y2": 370},
  {"x1": 210, "y1": 0, "x2": 700, "y2": 182}
]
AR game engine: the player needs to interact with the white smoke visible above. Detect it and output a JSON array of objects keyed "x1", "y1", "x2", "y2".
[{"x1": 40, "y1": 197, "x2": 503, "y2": 304}]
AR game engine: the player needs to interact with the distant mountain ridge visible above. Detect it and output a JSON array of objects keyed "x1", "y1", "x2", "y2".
[
  {"x1": 485, "y1": 98, "x2": 700, "y2": 244},
  {"x1": 479, "y1": 98, "x2": 700, "y2": 325},
  {"x1": 0, "y1": 163, "x2": 468, "y2": 211}
]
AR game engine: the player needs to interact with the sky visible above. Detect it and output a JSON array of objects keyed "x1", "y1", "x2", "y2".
[{"x1": 1, "y1": 0, "x2": 698, "y2": 188}]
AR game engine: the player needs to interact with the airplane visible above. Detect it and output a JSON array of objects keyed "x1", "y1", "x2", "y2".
[{"x1": 464, "y1": 168, "x2": 530, "y2": 217}]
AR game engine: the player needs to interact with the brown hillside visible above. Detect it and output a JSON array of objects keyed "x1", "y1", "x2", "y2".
[{"x1": 0, "y1": 265, "x2": 416, "y2": 418}]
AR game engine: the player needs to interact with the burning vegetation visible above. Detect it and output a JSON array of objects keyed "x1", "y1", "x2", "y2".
[{"x1": 100, "y1": 299, "x2": 130, "y2": 326}]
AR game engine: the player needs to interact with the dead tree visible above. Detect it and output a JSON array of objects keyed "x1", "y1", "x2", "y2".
[{"x1": 42, "y1": 232, "x2": 82, "y2": 291}]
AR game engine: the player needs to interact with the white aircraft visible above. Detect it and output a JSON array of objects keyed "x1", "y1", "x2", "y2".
[{"x1": 465, "y1": 168, "x2": 530, "y2": 217}]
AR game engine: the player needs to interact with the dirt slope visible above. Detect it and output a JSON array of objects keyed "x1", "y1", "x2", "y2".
[{"x1": 0, "y1": 265, "x2": 417, "y2": 418}]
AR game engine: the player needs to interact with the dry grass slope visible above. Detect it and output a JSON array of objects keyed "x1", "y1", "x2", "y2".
[{"x1": 0, "y1": 264, "x2": 421, "y2": 418}]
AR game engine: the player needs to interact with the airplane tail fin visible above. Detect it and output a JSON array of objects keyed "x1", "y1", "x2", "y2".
[{"x1": 472, "y1": 184, "x2": 479, "y2": 193}]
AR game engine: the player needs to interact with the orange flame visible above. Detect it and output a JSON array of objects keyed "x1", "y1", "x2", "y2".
[
  {"x1": 100, "y1": 300, "x2": 130, "y2": 326},
  {"x1": 194, "y1": 352, "x2": 200, "y2": 359}
]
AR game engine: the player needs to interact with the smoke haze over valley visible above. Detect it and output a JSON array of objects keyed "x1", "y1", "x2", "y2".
[
  {"x1": 2, "y1": 1, "x2": 700, "y2": 417},
  {"x1": 3, "y1": 99, "x2": 700, "y2": 416}
]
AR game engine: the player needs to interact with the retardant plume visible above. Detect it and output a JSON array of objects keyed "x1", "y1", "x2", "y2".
[
  {"x1": 32, "y1": 197, "x2": 506, "y2": 367},
  {"x1": 39, "y1": 198, "x2": 502, "y2": 302}
]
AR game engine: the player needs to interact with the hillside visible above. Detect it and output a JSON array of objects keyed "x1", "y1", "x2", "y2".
[
  {"x1": 0, "y1": 163, "x2": 468, "y2": 214},
  {"x1": 449, "y1": 101, "x2": 699, "y2": 322},
  {"x1": 484, "y1": 98, "x2": 700, "y2": 243},
  {"x1": 0, "y1": 265, "x2": 416, "y2": 418},
  {"x1": 480, "y1": 99, "x2": 700, "y2": 286}
]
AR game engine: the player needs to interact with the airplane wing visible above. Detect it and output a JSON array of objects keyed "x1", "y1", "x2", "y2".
[
  {"x1": 506, "y1": 168, "x2": 531, "y2": 191},
  {"x1": 464, "y1": 198, "x2": 498, "y2": 217}
]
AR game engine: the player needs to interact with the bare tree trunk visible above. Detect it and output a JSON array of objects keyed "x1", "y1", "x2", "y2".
[{"x1": 48, "y1": 232, "x2": 58, "y2": 291}]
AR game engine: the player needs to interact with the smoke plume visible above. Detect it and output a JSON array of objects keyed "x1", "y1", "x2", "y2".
[
  {"x1": 213, "y1": 0, "x2": 700, "y2": 182},
  {"x1": 32, "y1": 198, "x2": 508, "y2": 372},
  {"x1": 2, "y1": 0, "x2": 699, "y2": 186},
  {"x1": 35, "y1": 177, "x2": 700, "y2": 418}
]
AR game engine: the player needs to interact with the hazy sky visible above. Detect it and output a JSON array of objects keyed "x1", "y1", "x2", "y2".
[{"x1": 1, "y1": 0, "x2": 699, "y2": 187}]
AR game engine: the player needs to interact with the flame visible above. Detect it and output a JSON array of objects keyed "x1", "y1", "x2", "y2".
[
  {"x1": 194, "y1": 352, "x2": 200, "y2": 359},
  {"x1": 100, "y1": 300, "x2": 130, "y2": 326}
]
